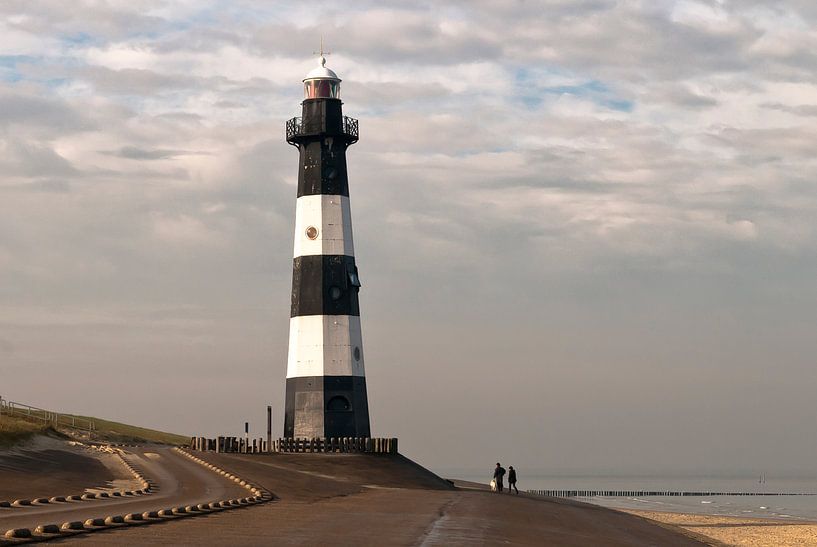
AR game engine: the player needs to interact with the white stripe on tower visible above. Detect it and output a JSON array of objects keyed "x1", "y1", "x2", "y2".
[
  {"x1": 286, "y1": 315, "x2": 365, "y2": 378},
  {"x1": 286, "y1": 191, "x2": 361, "y2": 381},
  {"x1": 293, "y1": 195, "x2": 354, "y2": 258}
]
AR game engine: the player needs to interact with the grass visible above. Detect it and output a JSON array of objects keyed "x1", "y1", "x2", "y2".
[
  {"x1": 0, "y1": 409, "x2": 189, "y2": 446},
  {"x1": 71, "y1": 415, "x2": 189, "y2": 446},
  {"x1": 0, "y1": 415, "x2": 51, "y2": 446}
]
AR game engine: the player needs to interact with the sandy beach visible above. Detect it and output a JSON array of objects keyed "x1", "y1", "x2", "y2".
[{"x1": 626, "y1": 509, "x2": 817, "y2": 547}]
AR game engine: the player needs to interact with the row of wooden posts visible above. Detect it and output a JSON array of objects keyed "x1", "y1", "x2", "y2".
[
  {"x1": 190, "y1": 436, "x2": 399, "y2": 455},
  {"x1": 275, "y1": 437, "x2": 398, "y2": 454},
  {"x1": 529, "y1": 490, "x2": 816, "y2": 498},
  {"x1": 191, "y1": 436, "x2": 269, "y2": 454}
]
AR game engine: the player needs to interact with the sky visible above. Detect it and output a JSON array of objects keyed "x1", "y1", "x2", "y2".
[{"x1": 2, "y1": 0, "x2": 817, "y2": 476}]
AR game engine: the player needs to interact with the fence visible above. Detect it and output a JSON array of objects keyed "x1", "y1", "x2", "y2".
[
  {"x1": 0, "y1": 396, "x2": 95, "y2": 432},
  {"x1": 190, "y1": 436, "x2": 398, "y2": 455}
]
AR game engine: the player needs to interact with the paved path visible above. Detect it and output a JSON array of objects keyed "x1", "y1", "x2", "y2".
[
  {"x1": 0, "y1": 446, "x2": 247, "y2": 532},
  {"x1": 71, "y1": 453, "x2": 708, "y2": 546}
]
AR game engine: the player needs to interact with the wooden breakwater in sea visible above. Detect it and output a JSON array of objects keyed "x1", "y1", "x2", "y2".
[{"x1": 528, "y1": 490, "x2": 817, "y2": 498}]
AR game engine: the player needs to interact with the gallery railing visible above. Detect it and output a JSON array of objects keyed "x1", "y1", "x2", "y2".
[{"x1": 285, "y1": 116, "x2": 359, "y2": 144}]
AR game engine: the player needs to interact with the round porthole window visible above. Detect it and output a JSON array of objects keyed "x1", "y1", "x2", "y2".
[
  {"x1": 353, "y1": 347, "x2": 361, "y2": 361},
  {"x1": 329, "y1": 286, "x2": 342, "y2": 300},
  {"x1": 305, "y1": 226, "x2": 319, "y2": 240}
]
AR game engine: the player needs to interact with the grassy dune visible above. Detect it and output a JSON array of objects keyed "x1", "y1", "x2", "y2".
[
  {"x1": 0, "y1": 410, "x2": 188, "y2": 446},
  {"x1": 74, "y1": 415, "x2": 189, "y2": 445},
  {"x1": 0, "y1": 415, "x2": 51, "y2": 446}
]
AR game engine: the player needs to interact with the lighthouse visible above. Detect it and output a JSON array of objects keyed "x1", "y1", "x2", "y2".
[{"x1": 283, "y1": 54, "x2": 371, "y2": 439}]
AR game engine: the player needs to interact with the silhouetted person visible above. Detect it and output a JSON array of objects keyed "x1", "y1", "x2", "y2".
[
  {"x1": 508, "y1": 466, "x2": 518, "y2": 494},
  {"x1": 493, "y1": 462, "x2": 506, "y2": 493}
]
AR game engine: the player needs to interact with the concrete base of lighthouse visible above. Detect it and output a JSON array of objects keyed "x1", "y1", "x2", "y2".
[{"x1": 284, "y1": 376, "x2": 371, "y2": 439}]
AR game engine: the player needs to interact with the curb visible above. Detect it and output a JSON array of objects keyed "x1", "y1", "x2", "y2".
[
  {"x1": 0, "y1": 444, "x2": 155, "y2": 511},
  {"x1": 0, "y1": 446, "x2": 274, "y2": 544},
  {"x1": 173, "y1": 447, "x2": 273, "y2": 511},
  {"x1": 173, "y1": 448, "x2": 274, "y2": 503}
]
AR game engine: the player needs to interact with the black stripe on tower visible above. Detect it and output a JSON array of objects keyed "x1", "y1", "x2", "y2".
[
  {"x1": 297, "y1": 99, "x2": 352, "y2": 198},
  {"x1": 284, "y1": 376, "x2": 371, "y2": 438},
  {"x1": 298, "y1": 140, "x2": 350, "y2": 197},
  {"x1": 291, "y1": 255, "x2": 361, "y2": 317}
]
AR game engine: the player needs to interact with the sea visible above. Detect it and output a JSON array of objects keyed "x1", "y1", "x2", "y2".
[{"x1": 435, "y1": 470, "x2": 817, "y2": 521}]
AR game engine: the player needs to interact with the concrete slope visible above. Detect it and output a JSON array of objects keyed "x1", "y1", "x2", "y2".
[
  {"x1": 0, "y1": 436, "x2": 123, "y2": 500},
  {"x1": 0, "y1": 446, "x2": 247, "y2": 532},
  {"x1": 72, "y1": 452, "x2": 706, "y2": 546}
]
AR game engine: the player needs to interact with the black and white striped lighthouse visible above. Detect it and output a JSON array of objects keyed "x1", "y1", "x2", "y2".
[{"x1": 283, "y1": 54, "x2": 371, "y2": 439}]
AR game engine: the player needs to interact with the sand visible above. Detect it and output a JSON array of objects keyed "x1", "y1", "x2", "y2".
[
  {"x1": 0, "y1": 445, "x2": 248, "y2": 533},
  {"x1": 0, "y1": 435, "x2": 129, "y2": 500},
  {"x1": 625, "y1": 509, "x2": 817, "y2": 547}
]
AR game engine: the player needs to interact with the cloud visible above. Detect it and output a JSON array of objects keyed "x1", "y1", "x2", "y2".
[
  {"x1": 102, "y1": 146, "x2": 207, "y2": 160},
  {"x1": 1, "y1": 0, "x2": 817, "y2": 474},
  {"x1": 0, "y1": 139, "x2": 78, "y2": 178},
  {"x1": 0, "y1": 87, "x2": 94, "y2": 133},
  {"x1": 762, "y1": 102, "x2": 817, "y2": 116}
]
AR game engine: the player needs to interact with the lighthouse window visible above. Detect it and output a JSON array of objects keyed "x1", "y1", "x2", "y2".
[
  {"x1": 329, "y1": 286, "x2": 342, "y2": 300},
  {"x1": 305, "y1": 226, "x2": 319, "y2": 240},
  {"x1": 347, "y1": 265, "x2": 361, "y2": 288},
  {"x1": 354, "y1": 347, "x2": 361, "y2": 361},
  {"x1": 327, "y1": 396, "x2": 351, "y2": 412},
  {"x1": 304, "y1": 80, "x2": 340, "y2": 99}
]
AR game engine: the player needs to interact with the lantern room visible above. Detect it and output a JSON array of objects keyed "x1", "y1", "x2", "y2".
[{"x1": 303, "y1": 56, "x2": 341, "y2": 99}]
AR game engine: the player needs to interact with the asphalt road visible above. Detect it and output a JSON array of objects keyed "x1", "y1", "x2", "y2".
[{"x1": 0, "y1": 445, "x2": 247, "y2": 532}]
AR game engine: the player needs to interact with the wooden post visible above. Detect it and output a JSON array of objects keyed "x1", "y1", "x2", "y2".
[{"x1": 266, "y1": 405, "x2": 272, "y2": 454}]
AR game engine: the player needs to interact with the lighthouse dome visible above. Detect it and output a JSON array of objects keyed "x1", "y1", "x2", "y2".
[
  {"x1": 305, "y1": 56, "x2": 340, "y2": 80},
  {"x1": 303, "y1": 56, "x2": 341, "y2": 99}
]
